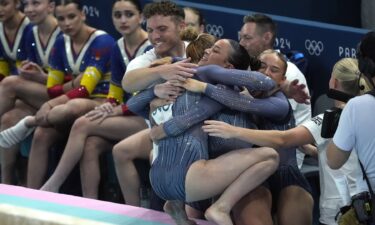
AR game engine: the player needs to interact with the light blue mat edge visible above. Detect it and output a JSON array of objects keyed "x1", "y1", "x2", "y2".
[{"x1": 0, "y1": 194, "x2": 168, "y2": 225}]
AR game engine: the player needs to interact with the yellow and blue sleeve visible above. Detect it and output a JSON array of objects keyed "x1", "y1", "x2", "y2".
[
  {"x1": 79, "y1": 66, "x2": 103, "y2": 94},
  {"x1": 107, "y1": 83, "x2": 124, "y2": 104},
  {"x1": 46, "y1": 69, "x2": 65, "y2": 88},
  {"x1": 0, "y1": 60, "x2": 10, "y2": 78}
]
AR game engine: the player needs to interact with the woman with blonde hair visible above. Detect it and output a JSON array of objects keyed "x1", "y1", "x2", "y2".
[
  {"x1": 330, "y1": 57, "x2": 371, "y2": 96},
  {"x1": 202, "y1": 57, "x2": 371, "y2": 225}
]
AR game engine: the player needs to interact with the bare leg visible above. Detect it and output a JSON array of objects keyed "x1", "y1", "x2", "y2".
[
  {"x1": 185, "y1": 147, "x2": 279, "y2": 225},
  {"x1": 0, "y1": 77, "x2": 46, "y2": 149},
  {"x1": 41, "y1": 114, "x2": 147, "y2": 195},
  {"x1": 47, "y1": 98, "x2": 103, "y2": 127},
  {"x1": 80, "y1": 116, "x2": 148, "y2": 199},
  {"x1": 1, "y1": 105, "x2": 34, "y2": 184},
  {"x1": 164, "y1": 200, "x2": 197, "y2": 225},
  {"x1": 29, "y1": 99, "x2": 105, "y2": 189},
  {"x1": 277, "y1": 185, "x2": 313, "y2": 225},
  {"x1": 1, "y1": 98, "x2": 102, "y2": 152},
  {"x1": 0, "y1": 76, "x2": 47, "y2": 116},
  {"x1": 112, "y1": 128, "x2": 152, "y2": 206},
  {"x1": 40, "y1": 117, "x2": 102, "y2": 192},
  {"x1": 232, "y1": 186, "x2": 273, "y2": 225},
  {"x1": 0, "y1": 98, "x2": 101, "y2": 148},
  {"x1": 185, "y1": 205, "x2": 204, "y2": 219},
  {"x1": 27, "y1": 127, "x2": 61, "y2": 189},
  {"x1": 1, "y1": 145, "x2": 18, "y2": 184},
  {"x1": 80, "y1": 136, "x2": 112, "y2": 199}
]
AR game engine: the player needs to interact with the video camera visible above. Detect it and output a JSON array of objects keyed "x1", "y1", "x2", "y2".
[{"x1": 321, "y1": 89, "x2": 355, "y2": 138}]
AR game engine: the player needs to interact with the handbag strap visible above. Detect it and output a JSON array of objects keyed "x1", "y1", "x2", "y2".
[
  {"x1": 359, "y1": 161, "x2": 375, "y2": 197},
  {"x1": 358, "y1": 89, "x2": 375, "y2": 224},
  {"x1": 362, "y1": 89, "x2": 375, "y2": 197},
  {"x1": 355, "y1": 89, "x2": 375, "y2": 223},
  {"x1": 358, "y1": 160, "x2": 375, "y2": 223},
  {"x1": 349, "y1": 89, "x2": 375, "y2": 196},
  {"x1": 365, "y1": 89, "x2": 375, "y2": 198},
  {"x1": 367, "y1": 89, "x2": 375, "y2": 98}
]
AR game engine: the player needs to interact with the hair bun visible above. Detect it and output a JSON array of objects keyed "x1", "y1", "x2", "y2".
[{"x1": 180, "y1": 27, "x2": 199, "y2": 42}]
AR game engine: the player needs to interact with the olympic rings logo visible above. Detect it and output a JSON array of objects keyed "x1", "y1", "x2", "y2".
[
  {"x1": 305, "y1": 39, "x2": 324, "y2": 56},
  {"x1": 206, "y1": 24, "x2": 224, "y2": 38}
]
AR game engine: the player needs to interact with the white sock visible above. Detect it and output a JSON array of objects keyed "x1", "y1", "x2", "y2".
[{"x1": 0, "y1": 116, "x2": 35, "y2": 149}]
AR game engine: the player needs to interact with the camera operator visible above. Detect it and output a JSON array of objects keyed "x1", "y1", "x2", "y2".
[
  {"x1": 327, "y1": 32, "x2": 375, "y2": 224},
  {"x1": 327, "y1": 31, "x2": 375, "y2": 184}
]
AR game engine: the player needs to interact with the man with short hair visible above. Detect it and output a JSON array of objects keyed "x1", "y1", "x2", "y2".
[
  {"x1": 235, "y1": 13, "x2": 314, "y2": 225},
  {"x1": 122, "y1": 1, "x2": 196, "y2": 93},
  {"x1": 114, "y1": 0, "x2": 196, "y2": 215},
  {"x1": 239, "y1": 13, "x2": 312, "y2": 168},
  {"x1": 184, "y1": 7, "x2": 205, "y2": 34},
  {"x1": 239, "y1": 14, "x2": 277, "y2": 59}
]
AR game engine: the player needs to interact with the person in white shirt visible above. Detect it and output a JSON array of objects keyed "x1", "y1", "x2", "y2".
[
  {"x1": 113, "y1": 1, "x2": 195, "y2": 208},
  {"x1": 328, "y1": 32, "x2": 375, "y2": 193}
]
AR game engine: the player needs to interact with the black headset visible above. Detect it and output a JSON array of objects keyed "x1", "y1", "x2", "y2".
[
  {"x1": 357, "y1": 48, "x2": 375, "y2": 78},
  {"x1": 356, "y1": 32, "x2": 375, "y2": 88}
]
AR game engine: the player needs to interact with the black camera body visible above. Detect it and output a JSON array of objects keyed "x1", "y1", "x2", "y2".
[
  {"x1": 321, "y1": 107, "x2": 342, "y2": 138},
  {"x1": 352, "y1": 192, "x2": 373, "y2": 224},
  {"x1": 321, "y1": 89, "x2": 355, "y2": 138}
]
